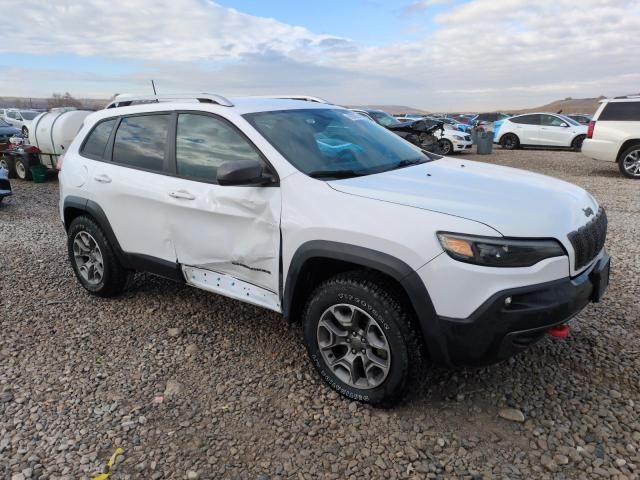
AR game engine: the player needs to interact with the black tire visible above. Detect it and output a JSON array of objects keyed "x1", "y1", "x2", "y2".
[
  {"x1": 67, "y1": 215, "x2": 128, "y2": 297},
  {"x1": 302, "y1": 271, "x2": 422, "y2": 408},
  {"x1": 21, "y1": 126, "x2": 28, "y2": 137},
  {"x1": 14, "y1": 156, "x2": 31, "y2": 180},
  {"x1": 571, "y1": 134, "x2": 586, "y2": 152},
  {"x1": 438, "y1": 139, "x2": 454, "y2": 155},
  {"x1": 501, "y1": 133, "x2": 519, "y2": 150},
  {"x1": 618, "y1": 144, "x2": 640, "y2": 179},
  {"x1": 0, "y1": 154, "x2": 15, "y2": 178}
]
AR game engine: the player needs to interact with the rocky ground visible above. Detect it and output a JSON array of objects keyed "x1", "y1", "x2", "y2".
[{"x1": 1, "y1": 149, "x2": 638, "y2": 479}]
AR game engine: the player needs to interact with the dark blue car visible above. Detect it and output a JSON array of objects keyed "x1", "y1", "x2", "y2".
[{"x1": 0, "y1": 118, "x2": 20, "y2": 143}]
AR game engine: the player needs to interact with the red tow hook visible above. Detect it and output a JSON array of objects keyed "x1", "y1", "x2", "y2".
[{"x1": 548, "y1": 324, "x2": 570, "y2": 338}]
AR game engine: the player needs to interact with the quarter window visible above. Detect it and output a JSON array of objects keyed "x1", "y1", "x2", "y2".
[
  {"x1": 81, "y1": 119, "x2": 117, "y2": 159},
  {"x1": 599, "y1": 102, "x2": 640, "y2": 121},
  {"x1": 175, "y1": 113, "x2": 262, "y2": 183},
  {"x1": 112, "y1": 114, "x2": 170, "y2": 172}
]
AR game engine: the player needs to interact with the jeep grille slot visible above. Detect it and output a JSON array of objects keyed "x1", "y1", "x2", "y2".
[{"x1": 567, "y1": 207, "x2": 607, "y2": 270}]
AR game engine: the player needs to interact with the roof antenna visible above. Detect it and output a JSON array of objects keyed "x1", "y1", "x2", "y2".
[{"x1": 151, "y1": 80, "x2": 158, "y2": 102}]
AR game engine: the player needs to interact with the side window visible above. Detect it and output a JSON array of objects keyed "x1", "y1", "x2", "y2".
[
  {"x1": 175, "y1": 113, "x2": 262, "y2": 183},
  {"x1": 599, "y1": 102, "x2": 640, "y2": 121},
  {"x1": 81, "y1": 119, "x2": 117, "y2": 159},
  {"x1": 112, "y1": 114, "x2": 170, "y2": 172},
  {"x1": 511, "y1": 114, "x2": 539, "y2": 125},
  {"x1": 540, "y1": 115, "x2": 566, "y2": 127},
  {"x1": 7, "y1": 111, "x2": 16, "y2": 119}
]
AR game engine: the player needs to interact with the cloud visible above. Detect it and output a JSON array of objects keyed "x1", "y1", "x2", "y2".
[
  {"x1": 404, "y1": 0, "x2": 453, "y2": 13},
  {"x1": 2, "y1": 0, "x2": 640, "y2": 110}
]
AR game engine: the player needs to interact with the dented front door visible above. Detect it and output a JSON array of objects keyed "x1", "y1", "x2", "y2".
[{"x1": 167, "y1": 180, "x2": 281, "y2": 293}]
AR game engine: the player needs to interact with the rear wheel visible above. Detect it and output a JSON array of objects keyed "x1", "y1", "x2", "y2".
[
  {"x1": 302, "y1": 271, "x2": 422, "y2": 407},
  {"x1": 501, "y1": 133, "x2": 519, "y2": 150},
  {"x1": 0, "y1": 155, "x2": 14, "y2": 178},
  {"x1": 21, "y1": 126, "x2": 28, "y2": 138},
  {"x1": 67, "y1": 216, "x2": 129, "y2": 297},
  {"x1": 14, "y1": 156, "x2": 31, "y2": 180},
  {"x1": 618, "y1": 144, "x2": 640, "y2": 179},
  {"x1": 571, "y1": 134, "x2": 586, "y2": 152}
]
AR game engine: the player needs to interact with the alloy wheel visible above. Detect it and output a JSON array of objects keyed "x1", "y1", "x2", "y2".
[
  {"x1": 316, "y1": 304, "x2": 391, "y2": 389},
  {"x1": 622, "y1": 149, "x2": 640, "y2": 177},
  {"x1": 73, "y1": 231, "x2": 104, "y2": 285}
]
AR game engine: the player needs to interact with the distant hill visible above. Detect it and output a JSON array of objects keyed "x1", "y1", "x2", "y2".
[
  {"x1": 508, "y1": 96, "x2": 608, "y2": 115},
  {"x1": 348, "y1": 105, "x2": 429, "y2": 115},
  {"x1": 0, "y1": 96, "x2": 107, "y2": 110}
]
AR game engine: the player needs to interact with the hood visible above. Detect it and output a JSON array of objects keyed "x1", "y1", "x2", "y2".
[{"x1": 328, "y1": 158, "x2": 598, "y2": 241}]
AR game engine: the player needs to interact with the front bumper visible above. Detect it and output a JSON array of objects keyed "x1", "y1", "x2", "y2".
[
  {"x1": 425, "y1": 252, "x2": 610, "y2": 367},
  {"x1": 453, "y1": 141, "x2": 473, "y2": 151}
]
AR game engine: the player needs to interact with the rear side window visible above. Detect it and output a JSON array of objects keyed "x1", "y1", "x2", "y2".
[
  {"x1": 175, "y1": 113, "x2": 262, "y2": 183},
  {"x1": 510, "y1": 114, "x2": 540, "y2": 125},
  {"x1": 599, "y1": 102, "x2": 640, "y2": 121},
  {"x1": 113, "y1": 114, "x2": 170, "y2": 172},
  {"x1": 81, "y1": 119, "x2": 117, "y2": 159}
]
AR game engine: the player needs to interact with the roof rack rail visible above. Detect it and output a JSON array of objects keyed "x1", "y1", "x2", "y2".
[
  {"x1": 105, "y1": 93, "x2": 234, "y2": 109},
  {"x1": 260, "y1": 95, "x2": 330, "y2": 104},
  {"x1": 613, "y1": 94, "x2": 640, "y2": 99}
]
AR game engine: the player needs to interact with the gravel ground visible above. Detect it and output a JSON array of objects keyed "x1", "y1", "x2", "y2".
[{"x1": 1, "y1": 149, "x2": 639, "y2": 480}]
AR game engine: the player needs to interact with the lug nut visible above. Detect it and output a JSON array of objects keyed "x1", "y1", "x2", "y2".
[
  {"x1": 351, "y1": 349, "x2": 356, "y2": 354},
  {"x1": 361, "y1": 338, "x2": 366, "y2": 343},
  {"x1": 346, "y1": 338, "x2": 351, "y2": 343},
  {"x1": 352, "y1": 331, "x2": 357, "y2": 336},
  {"x1": 361, "y1": 349, "x2": 365, "y2": 353}
]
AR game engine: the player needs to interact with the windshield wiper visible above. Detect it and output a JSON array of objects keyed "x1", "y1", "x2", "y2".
[{"x1": 308, "y1": 169, "x2": 369, "y2": 179}]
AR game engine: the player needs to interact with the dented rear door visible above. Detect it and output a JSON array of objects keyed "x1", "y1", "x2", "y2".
[{"x1": 166, "y1": 112, "x2": 281, "y2": 293}]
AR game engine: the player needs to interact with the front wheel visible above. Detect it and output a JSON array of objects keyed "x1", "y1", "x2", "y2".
[
  {"x1": 302, "y1": 271, "x2": 422, "y2": 407},
  {"x1": 438, "y1": 139, "x2": 453, "y2": 156},
  {"x1": 501, "y1": 133, "x2": 519, "y2": 150},
  {"x1": 618, "y1": 144, "x2": 640, "y2": 179}
]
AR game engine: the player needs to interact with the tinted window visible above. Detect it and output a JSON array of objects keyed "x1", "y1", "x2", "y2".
[
  {"x1": 511, "y1": 114, "x2": 540, "y2": 125},
  {"x1": 7, "y1": 111, "x2": 16, "y2": 119},
  {"x1": 112, "y1": 115, "x2": 169, "y2": 171},
  {"x1": 477, "y1": 113, "x2": 498, "y2": 122},
  {"x1": 176, "y1": 113, "x2": 262, "y2": 182},
  {"x1": 599, "y1": 102, "x2": 640, "y2": 121},
  {"x1": 81, "y1": 119, "x2": 117, "y2": 159}
]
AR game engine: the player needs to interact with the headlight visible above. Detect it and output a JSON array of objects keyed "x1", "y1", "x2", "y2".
[
  {"x1": 437, "y1": 232, "x2": 565, "y2": 267},
  {"x1": 453, "y1": 135, "x2": 464, "y2": 140}
]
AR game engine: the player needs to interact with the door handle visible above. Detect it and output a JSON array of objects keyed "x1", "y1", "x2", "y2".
[
  {"x1": 168, "y1": 190, "x2": 196, "y2": 200},
  {"x1": 94, "y1": 174, "x2": 112, "y2": 184}
]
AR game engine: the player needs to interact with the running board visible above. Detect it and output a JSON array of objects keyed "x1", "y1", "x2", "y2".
[{"x1": 182, "y1": 266, "x2": 282, "y2": 313}]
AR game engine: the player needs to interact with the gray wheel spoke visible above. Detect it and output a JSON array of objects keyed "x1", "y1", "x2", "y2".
[
  {"x1": 72, "y1": 231, "x2": 104, "y2": 285},
  {"x1": 316, "y1": 303, "x2": 391, "y2": 390}
]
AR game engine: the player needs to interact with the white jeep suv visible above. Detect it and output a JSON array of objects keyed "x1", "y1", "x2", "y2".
[
  {"x1": 581, "y1": 96, "x2": 640, "y2": 179},
  {"x1": 59, "y1": 93, "x2": 610, "y2": 407}
]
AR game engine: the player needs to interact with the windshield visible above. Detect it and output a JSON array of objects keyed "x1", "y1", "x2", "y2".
[
  {"x1": 0, "y1": 119, "x2": 11, "y2": 127},
  {"x1": 20, "y1": 111, "x2": 38, "y2": 120},
  {"x1": 368, "y1": 110, "x2": 400, "y2": 127},
  {"x1": 244, "y1": 108, "x2": 432, "y2": 178}
]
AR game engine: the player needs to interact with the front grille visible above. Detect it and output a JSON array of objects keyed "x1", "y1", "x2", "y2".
[{"x1": 568, "y1": 207, "x2": 607, "y2": 270}]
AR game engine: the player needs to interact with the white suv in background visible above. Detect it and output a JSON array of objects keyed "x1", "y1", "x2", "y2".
[
  {"x1": 582, "y1": 97, "x2": 640, "y2": 179},
  {"x1": 495, "y1": 113, "x2": 587, "y2": 151},
  {"x1": 59, "y1": 93, "x2": 609, "y2": 407}
]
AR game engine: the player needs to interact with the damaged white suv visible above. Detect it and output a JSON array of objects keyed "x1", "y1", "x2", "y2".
[{"x1": 59, "y1": 94, "x2": 610, "y2": 407}]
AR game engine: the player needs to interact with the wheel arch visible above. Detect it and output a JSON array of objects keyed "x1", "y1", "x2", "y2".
[
  {"x1": 283, "y1": 240, "x2": 440, "y2": 356},
  {"x1": 616, "y1": 139, "x2": 640, "y2": 163}
]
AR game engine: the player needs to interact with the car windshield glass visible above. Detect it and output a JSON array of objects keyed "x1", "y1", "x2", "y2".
[
  {"x1": 20, "y1": 111, "x2": 38, "y2": 120},
  {"x1": 0, "y1": 119, "x2": 11, "y2": 127},
  {"x1": 558, "y1": 115, "x2": 581, "y2": 126},
  {"x1": 368, "y1": 111, "x2": 400, "y2": 127},
  {"x1": 244, "y1": 108, "x2": 432, "y2": 179}
]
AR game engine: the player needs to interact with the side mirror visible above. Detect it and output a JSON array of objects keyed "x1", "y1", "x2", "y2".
[
  {"x1": 559, "y1": 122, "x2": 568, "y2": 127},
  {"x1": 217, "y1": 159, "x2": 272, "y2": 186}
]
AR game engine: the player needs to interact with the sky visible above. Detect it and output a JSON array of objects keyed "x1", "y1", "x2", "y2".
[{"x1": 1, "y1": 0, "x2": 639, "y2": 111}]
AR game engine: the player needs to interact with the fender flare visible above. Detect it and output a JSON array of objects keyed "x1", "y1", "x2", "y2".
[{"x1": 283, "y1": 240, "x2": 442, "y2": 357}]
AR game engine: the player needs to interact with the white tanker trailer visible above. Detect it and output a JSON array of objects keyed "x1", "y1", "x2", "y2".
[{"x1": 0, "y1": 108, "x2": 92, "y2": 180}]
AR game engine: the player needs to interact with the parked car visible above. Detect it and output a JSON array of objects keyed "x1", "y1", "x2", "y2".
[
  {"x1": 0, "y1": 118, "x2": 21, "y2": 145},
  {"x1": 0, "y1": 166, "x2": 11, "y2": 203},
  {"x1": 495, "y1": 113, "x2": 588, "y2": 150},
  {"x1": 567, "y1": 114, "x2": 592, "y2": 125},
  {"x1": 60, "y1": 93, "x2": 609, "y2": 407},
  {"x1": 437, "y1": 117, "x2": 471, "y2": 133},
  {"x1": 582, "y1": 96, "x2": 640, "y2": 178},
  {"x1": 396, "y1": 117, "x2": 472, "y2": 154},
  {"x1": 352, "y1": 109, "x2": 445, "y2": 153},
  {"x1": 3, "y1": 108, "x2": 40, "y2": 136}
]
